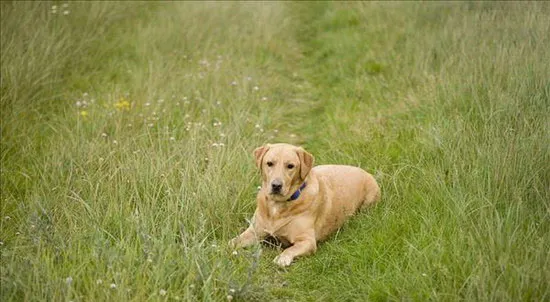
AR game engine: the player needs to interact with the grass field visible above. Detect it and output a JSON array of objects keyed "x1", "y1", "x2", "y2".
[{"x1": 1, "y1": 1, "x2": 549, "y2": 301}]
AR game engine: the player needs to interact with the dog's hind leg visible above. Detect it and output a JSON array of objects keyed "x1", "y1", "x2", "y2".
[{"x1": 361, "y1": 175, "x2": 381, "y2": 210}]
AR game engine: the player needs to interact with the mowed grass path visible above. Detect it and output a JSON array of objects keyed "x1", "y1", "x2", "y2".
[{"x1": 1, "y1": 2, "x2": 549, "y2": 301}]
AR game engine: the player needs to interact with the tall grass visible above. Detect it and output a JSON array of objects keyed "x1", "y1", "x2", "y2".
[{"x1": 1, "y1": 1, "x2": 548, "y2": 301}]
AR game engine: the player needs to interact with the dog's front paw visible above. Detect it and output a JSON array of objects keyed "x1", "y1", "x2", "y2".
[{"x1": 273, "y1": 253, "x2": 294, "y2": 267}]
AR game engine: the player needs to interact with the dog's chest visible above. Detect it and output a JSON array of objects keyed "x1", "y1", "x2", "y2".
[
  {"x1": 262, "y1": 216, "x2": 291, "y2": 236},
  {"x1": 260, "y1": 207, "x2": 293, "y2": 238},
  {"x1": 269, "y1": 204, "x2": 281, "y2": 217}
]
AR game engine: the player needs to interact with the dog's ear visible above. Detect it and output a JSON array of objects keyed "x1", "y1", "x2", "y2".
[
  {"x1": 253, "y1": 145, "x2": 270, "y2": 169},
  {"x1": 296, "y1": 147, "x2": 314, "y2": 180}
]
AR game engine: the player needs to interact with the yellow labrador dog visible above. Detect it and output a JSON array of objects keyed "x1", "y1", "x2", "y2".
[{"x1": 230, "y1": 143, "x2": 381, "y2": 267}]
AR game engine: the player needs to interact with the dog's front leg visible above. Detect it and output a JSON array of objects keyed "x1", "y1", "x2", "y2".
[
  {"x1": 273, "y1": 235, "x2": 316, "y2": 267},
  {"x1": 229, "y1": 225, "x2": 263, "y2": 249}
]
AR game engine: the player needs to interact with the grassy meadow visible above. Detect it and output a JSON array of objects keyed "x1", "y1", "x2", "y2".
[{"x1": 1, "y1": 1, "x2": 549, "y2": 301}]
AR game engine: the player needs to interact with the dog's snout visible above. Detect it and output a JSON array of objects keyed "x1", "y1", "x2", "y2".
[{"x1": 271, "y1": 179, "x2": 283, "y2": 193}]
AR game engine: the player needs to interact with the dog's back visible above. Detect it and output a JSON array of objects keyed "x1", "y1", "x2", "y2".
[{"x1": 312, "y1": 165, "x2": 380, "y2": 241}]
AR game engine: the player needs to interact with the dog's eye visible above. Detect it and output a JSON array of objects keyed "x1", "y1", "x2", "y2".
[
  {"x1": 266, "y1": 161, "x2": 273, "y2": 167},
  {"x1": 287, "y1": 164, "x2": 295, "y2": 169}
]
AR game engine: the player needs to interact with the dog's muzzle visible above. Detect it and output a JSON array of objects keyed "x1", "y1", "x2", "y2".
[{"x1": 270, "y1": 179, "x2": 283, "y2": 194}]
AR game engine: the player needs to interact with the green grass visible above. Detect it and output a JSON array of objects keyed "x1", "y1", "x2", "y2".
[{"x1": 1, "y1": 1, "x2": 549, "y2": 301}]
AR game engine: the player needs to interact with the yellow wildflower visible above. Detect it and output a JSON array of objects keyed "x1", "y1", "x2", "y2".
[
  {"x1": 80, "y1": 110, "x2": 88, "y2": 117},
  {"x1": 115, "y1": 97, "x2": 131, "y2": 111}
]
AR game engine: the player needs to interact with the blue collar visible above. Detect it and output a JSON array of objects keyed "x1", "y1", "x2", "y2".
[{"x1": 288, "y1": 182, "x2": 307, "y2": 201}]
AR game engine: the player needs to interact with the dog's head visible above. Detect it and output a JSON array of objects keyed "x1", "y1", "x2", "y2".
[{"x1": 253, "y1": 143, "x2": 314, "y2": 201}]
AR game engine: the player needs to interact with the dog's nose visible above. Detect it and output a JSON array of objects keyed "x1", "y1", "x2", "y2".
[{"x1": 271, "y1": 180, "x2": 283, "y2": 193}]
